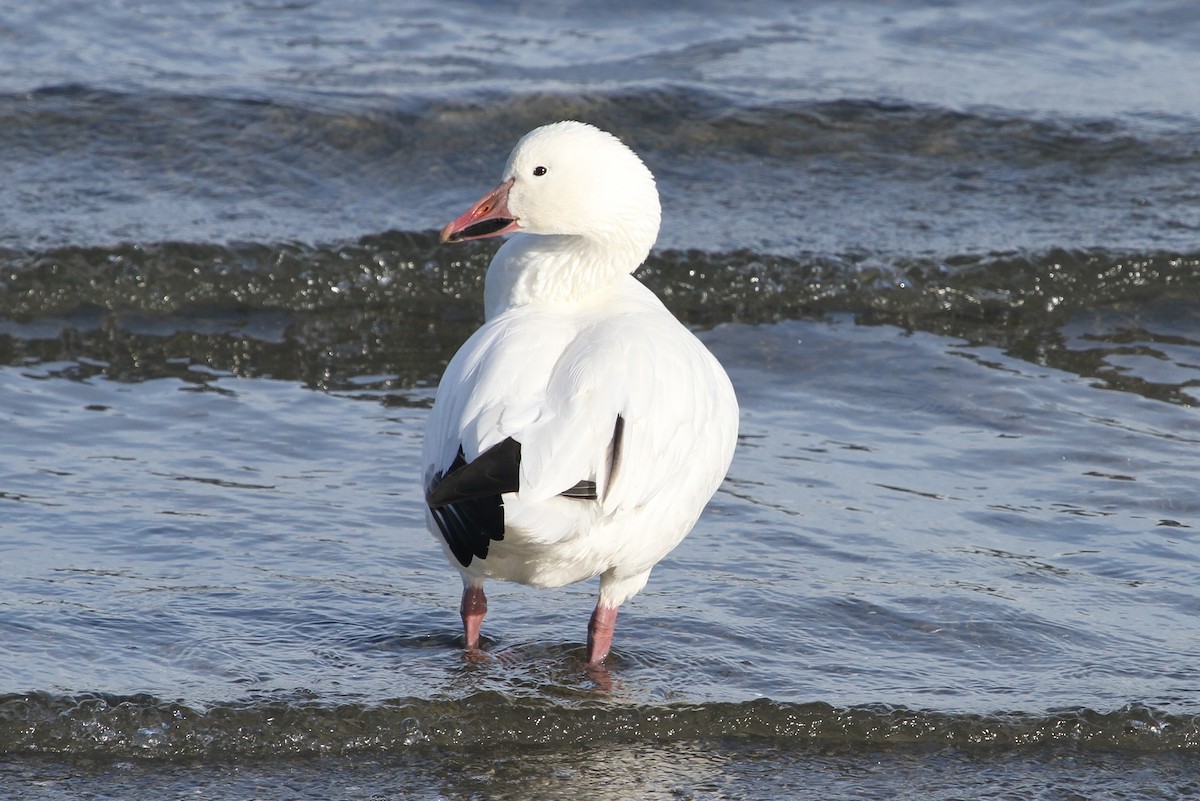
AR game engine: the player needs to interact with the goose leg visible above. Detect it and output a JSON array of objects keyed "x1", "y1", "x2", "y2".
[
  {"x1": 461, "y1": 582, "x2": 487, "y2": 651},
  {"x1": 587, "y1": 603, "x2": 619, "y2": 664}
]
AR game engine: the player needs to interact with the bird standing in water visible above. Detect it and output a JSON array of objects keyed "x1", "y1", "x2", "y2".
[{"x1": 422, "y1": 121, "x2": 738, "y2": 664}]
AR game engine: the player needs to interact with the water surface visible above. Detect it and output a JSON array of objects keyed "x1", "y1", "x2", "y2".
[{"x1": 2, "y1": 1, "x2": 1199, "y2": 798}]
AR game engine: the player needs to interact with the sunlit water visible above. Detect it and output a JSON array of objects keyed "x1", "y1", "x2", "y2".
[{"x1": 2, "y1": 1, "x2": 1200, "y2": 798}]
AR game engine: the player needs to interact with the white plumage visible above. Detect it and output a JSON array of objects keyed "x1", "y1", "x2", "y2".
[{"x1": 422, "y1": 121, "x2": 738, "y2": 664}]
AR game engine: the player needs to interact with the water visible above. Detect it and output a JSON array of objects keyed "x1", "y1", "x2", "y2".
[{"x1": 2, "y1": 1, "x2": 1200, "y2": 798}]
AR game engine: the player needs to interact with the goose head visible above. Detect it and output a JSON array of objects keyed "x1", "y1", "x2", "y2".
[{"x1": 440, "y1": 121, "x2": 662, "y2": 274}]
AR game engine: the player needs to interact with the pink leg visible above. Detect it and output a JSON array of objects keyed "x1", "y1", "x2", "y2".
[
  {"x1": 587, "y1": 604, "x2": 619, "y2": 664},
  {"x1": 460, "y1": 584, "x2": 487, "y2": 651}
]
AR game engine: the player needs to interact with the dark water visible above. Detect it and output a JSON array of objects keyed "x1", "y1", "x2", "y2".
[{"x1": 3, "y1": 1, "x2": 1200, "y2": 798}]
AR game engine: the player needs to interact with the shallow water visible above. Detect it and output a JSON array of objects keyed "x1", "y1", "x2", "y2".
[{"x1": 2, "y1": 1, "x2": 1200, "y2": 798}]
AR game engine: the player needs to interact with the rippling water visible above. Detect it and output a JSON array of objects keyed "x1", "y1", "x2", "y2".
[{"x1": 2, "y1": 1, "x2": 1200, "y2": 798}]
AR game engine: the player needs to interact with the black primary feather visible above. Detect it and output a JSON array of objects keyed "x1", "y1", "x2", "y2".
[
  {"x1": 426, "y1": 416, "x2": 626, "y2": 567},
  {"x1": 606, "y1": 415, "x2": 625, "y2": 501},
  {"x1": 426, "y1": 439, "x2": 520, "y2": 567},
  {"x1": 559, "y1": 480, "x2": 597, "y2": 500}
]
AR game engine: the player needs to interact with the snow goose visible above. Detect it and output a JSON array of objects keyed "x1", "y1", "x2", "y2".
[{"x1": 423, "y1": 121, "x2": 738, "y2": 664}]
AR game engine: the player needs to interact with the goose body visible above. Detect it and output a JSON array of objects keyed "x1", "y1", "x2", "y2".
[{"x1": 422, "y1": 121, "x2": 738, "y2": 664}]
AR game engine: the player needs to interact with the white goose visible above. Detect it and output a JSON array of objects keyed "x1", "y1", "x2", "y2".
[{"x1": 422, "y1": 121, "x2": 738, "y2": 664}]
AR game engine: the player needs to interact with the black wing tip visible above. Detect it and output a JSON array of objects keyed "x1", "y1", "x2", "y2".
[
  {"x1": 431, "y1": 504, "x2": 495, "y2": 567},
  {"x1": 560, "y1": 480, "x2": 598, "y2": 500},
  {"x1": 427, "y1": 442, "x2": 514, "y2": 568},
  {"x1": 430, "y1": 494, "x2": 504, "y2": 568},
  {"x1": 426, "y1": 423, "x2": 620, "y2": 568},
  {"x1": 426, "y1": 439, "x2": 521, "y2": 509}
]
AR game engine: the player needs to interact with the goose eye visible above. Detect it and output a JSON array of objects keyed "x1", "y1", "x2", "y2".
[{"x1": 533, "y1": 166, "x2": 547, "y2": 177}]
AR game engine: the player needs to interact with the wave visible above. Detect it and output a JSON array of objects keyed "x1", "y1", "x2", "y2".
[
  {"x1": 8, "y1": 85, "x2": 1195, "y2": 202},
  {"x1": 2, "y1": 238, "x2": 1197, "y2": 401},
  {"x1": 4, "y1": 83, "x2": 1199, "y2": 252},
  {"x1": 3, "y1": 236, "x2": 1198, "y2": 324},
  {"x1": 0, "y1": 691, "x2": 1195, "y2": 761},
  {"x1": 11, "y1": 82, "x2": 1192, "y2": 157}
]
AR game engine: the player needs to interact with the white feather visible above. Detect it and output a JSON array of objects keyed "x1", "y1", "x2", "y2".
[{"x1": 422, "y1": 121, "x2": 739, "y2": 610}]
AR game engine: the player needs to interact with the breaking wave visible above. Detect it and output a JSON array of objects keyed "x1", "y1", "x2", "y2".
[{"x1": 2, "y1": 692, "x2": 1196, "y2": 760}]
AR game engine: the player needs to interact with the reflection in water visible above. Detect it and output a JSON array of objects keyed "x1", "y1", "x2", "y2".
[{"x1": 430, "y1": 739, "x2": 727, "y2": 801}]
